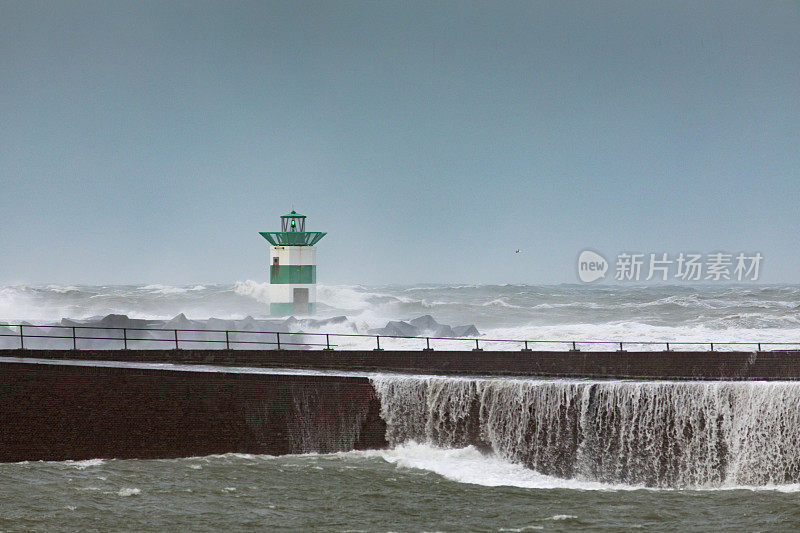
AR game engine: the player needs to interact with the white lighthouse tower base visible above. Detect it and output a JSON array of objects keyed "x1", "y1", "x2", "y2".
[{"x1": 268, "y1": 245, "x2": 317, "y2": 315}]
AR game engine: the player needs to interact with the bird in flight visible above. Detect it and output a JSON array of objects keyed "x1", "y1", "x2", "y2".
[{"x1": 515, "y1": 249, "x2": 521, "y2": 254}]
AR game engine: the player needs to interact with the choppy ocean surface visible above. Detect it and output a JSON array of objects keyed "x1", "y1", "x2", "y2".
[
  {"x1": 2, "y1": 283, "x2": 800, "y2": 530},
  {"x1": 2, "y1": 446, "x2": 800, "y2": 532},
  {"x1": 1, "y1": 282, "x2": 800, "y2": 348}
]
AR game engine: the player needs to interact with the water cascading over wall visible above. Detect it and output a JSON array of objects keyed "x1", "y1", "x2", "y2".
[
  {"x1": 370, "y1": 375, "x2": 800, "y2": 488},
  {"x1": 243, "y1": 383, "x2": 385, "y2": 454}
]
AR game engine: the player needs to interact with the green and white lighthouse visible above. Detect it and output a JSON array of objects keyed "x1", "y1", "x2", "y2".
[{"x1": 259, "y1": 210, "x2": 326, "y2": 316}]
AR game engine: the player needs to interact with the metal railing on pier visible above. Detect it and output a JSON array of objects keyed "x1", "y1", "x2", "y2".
[{"x1": 0, "y1": 324, "x2": 797, "y2": 352}]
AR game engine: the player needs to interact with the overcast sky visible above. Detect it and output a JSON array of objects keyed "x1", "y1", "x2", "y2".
[{"x1": 1, "y1": 1, "x2": 798, "y2": 285}]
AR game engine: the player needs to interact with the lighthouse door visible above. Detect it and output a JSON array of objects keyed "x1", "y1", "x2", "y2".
[
  {"x1": 271, "y1": 257, "x2": 280, "y2": 281},
  {"x1": 293, "y1": 288, "x2": 309, "y2": 314}
]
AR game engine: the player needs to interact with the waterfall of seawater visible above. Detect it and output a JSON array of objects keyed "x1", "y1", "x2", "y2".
[
  {"x1": 286, "y1": 386, "x2": 376, "y2": 453},
  {"x1": 370, "y1": 375, "x2": 800, "y2": 488},
  {"x1": 243, "y1": 380, "x2": 385, "y2": 455}
]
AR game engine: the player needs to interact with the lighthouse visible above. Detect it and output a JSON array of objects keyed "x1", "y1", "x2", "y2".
[{"x1": 259, "y1": 210, "x2": 326, "y2": 315}]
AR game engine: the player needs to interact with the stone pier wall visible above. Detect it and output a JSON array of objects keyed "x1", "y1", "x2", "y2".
[{"x1": 0, "y1": 361, "x2": 387, "y2": 462}]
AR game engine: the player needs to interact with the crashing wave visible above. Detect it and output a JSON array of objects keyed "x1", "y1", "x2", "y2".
[{"x1": 371, "y1": 374, "x2": 800, "y2": 488}]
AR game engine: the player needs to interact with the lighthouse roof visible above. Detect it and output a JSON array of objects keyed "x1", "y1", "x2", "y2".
[
  {"x1": 260, "y1": 231, "x2": 326, "y2": 246},
  {"x1": 261, "y1": 209, "x2": 324, "y2": 246}
]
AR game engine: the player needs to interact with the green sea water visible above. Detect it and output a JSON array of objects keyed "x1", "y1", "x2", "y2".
[{"x1": 2, "y1": 449, "x2": 799, "y2": 532}]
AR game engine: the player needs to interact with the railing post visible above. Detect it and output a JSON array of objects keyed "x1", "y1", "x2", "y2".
[
  {"x1": 619, "y1": 342, "x2": 623, "y2": 351},
  {"x1": 570, "y1": 341, "x2": 579, "y2": 352},
  {"x1": 225, "y1": 330, "x2": 230, "y2": 350},
  {"x1": 326, "y1": 334, "x2": 330, "y2": 350},
  {"x1": 19, "y1": 325, "x2": 23, "y2": 350},
  {"x1": 72, "y1": 327, "x2": 77, "y2": 350},
  {"x1": 276, "y1": 332, "x2": 281, "y2": 350},
  {"x1": 521, "y1": 340, "x2": 531, "y2": 352},
  {"x1": 758, "y1": 343, "x2": 761, "y2": 352},
  {"x1": 374, "y1": 335, "x2": 382, "y2": 351},
  {"x1": 710, "y1": 343, "x2": 714, "y2": 351},
  {"x1": 174, "y1": 329, "x2": 179, "y2": 350},
  {"x1": 666, "y1": 342, "x2": 670, "y2": 351},
  {"x1": 123, "y1": 328, "x2": 128, "y2": 350},
  {"x1": 423, "y1": 337, "x2": 433, "y2": 352},
  {"x1": 473, "y1": 338, "x2": 482, "y2": 352}
]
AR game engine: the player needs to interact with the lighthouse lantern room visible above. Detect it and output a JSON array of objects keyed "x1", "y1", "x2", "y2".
[{"x1": 259, "y1": 210, "x2": 326, "y2": 316}]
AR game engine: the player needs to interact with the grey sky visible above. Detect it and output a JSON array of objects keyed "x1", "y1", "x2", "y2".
[{"x1": 1, "y1": 1, "x2": 798, "y2": 285}]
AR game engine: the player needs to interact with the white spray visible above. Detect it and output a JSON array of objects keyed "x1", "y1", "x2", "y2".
[{"x1": 370, "y1": 375, "x2": 800, "y2": 488}]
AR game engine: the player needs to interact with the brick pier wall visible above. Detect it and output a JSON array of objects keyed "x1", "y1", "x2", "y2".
[{"x1": 0, "y1": 361, "x2": 387, "y2": 463}]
